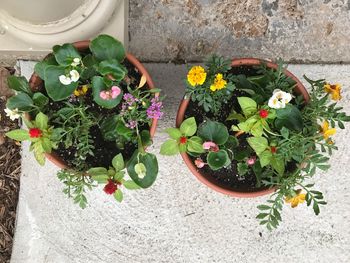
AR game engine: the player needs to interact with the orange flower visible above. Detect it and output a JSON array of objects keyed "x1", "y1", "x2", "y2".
[
  {"x1": 324, "y1": 83, "x2": 342, "y2": 101},
  {"x1": 285, "y1": 189, "x2": 306, "y2": 208}
]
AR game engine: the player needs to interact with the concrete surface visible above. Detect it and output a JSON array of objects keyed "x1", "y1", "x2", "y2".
[
  {"x1": 10, "y1": 61, "x2": 350, "y2": 263},
  {"x1": 129, "y1": 0, "x2": 350, "y2": 63}
]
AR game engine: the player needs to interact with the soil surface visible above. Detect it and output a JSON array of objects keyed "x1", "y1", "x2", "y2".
[
  {"x1": 0, "y1": 67, "x2": 20, "y2": 263},
  {"x1": 184, "y1": 65, "x2": 270, "y2": 193}
]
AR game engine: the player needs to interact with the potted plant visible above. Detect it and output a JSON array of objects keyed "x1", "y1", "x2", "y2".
[
  {"x1": 4, "y1": 34, "x2": 163, "y2": 208},
  {"x1": 160, "y1": 56, "x2": 350, "y2": 229}
]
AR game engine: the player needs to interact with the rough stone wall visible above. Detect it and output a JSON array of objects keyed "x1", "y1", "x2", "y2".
[{"x1": 129, "y1": 0, "x2": 350, "y2": 62}]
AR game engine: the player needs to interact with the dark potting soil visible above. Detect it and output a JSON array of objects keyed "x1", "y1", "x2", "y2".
[
  {"x1": 184, "y1": 65, "x2": 272, "y2": 193},
  {"x1": 38, "y1": 59, "x2": 148, "y2": 170}
]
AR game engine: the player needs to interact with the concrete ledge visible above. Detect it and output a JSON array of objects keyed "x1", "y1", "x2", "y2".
[{"x1": 11, "y1": 62, "x2": 350, "y2": 263}]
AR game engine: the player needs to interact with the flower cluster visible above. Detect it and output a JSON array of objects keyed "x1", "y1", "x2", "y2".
[{"x1": 146, "y1": 97, "x2": 164, "y2": 119}]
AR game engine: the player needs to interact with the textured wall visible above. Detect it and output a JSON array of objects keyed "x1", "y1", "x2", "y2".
[{"x1": 129, "y1": 0, "x2": 350, "y2": 62}]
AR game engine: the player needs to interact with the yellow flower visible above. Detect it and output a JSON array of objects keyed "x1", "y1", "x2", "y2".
[
  {"x1": 74, "y1": 85, "x2": 89, "y2": 96},
  {"x1": 324, "y1": 83, "x2": 342, "y2": 101},
  {"x1": 321, "y1": 121, "x2": 336, "y2": 140},
  {"x1": 210, "y1": 73, "x2": 227, "y2": 92},
  {"x1": 285, "y1": 189, "x2": 306, "y2": 208},
  {"x1": 187, "y1": 66, "x2": 207, "y2": 86}
]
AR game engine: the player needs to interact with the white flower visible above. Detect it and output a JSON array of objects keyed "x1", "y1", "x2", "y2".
[
  {"x1": 70, "y1": 70, "x2": 80, "y2": 82},
  {"x1": 268, "y1": 89, "x2": 292, "y2": 109},
  {"x1": 4, "y1": 108, "x2": 20, "y2": 121},
  {"x1": 71, "y1": 57, "x2": 81, "y2": 67},
  {"x1": 59, "y1": 75, "x2": 72, "y2": 85}
]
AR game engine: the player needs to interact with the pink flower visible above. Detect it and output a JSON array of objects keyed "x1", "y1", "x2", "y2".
[
  {"x1": 111, "y1": 86, "x2": 121, "y2": 98},
  {"x1": 100, "y1": 86, "x2": 121, "y2": 100},
  {"x1": 203, "y1": 141, "x2": 219, "y2": 152},
  {"x1": 194, "y1": 158, "x2": 206, "y2": 168},
  {"x1": 246, "y1": 156, "x2": 256, "y2": 166}
]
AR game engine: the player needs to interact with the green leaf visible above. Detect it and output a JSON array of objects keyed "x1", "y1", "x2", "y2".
[
  {"x1": 112, "y1": 153, "x2": 124, "y2": 171},
  {"x1": 160, "y1": 139, "x2": 179, "y2": 155},
  {"x1": 114, "y1": 189, "x2": 123, "y2": 202},
  {"x1": 32, "y1": 92, "x2": 49, "y2": 109},
  {"x1": 224, "y1": 136, "x2": 239, "y2": 149},
  {"x1": 6, "y1": 93, "x2": 34, "y2": 111},
  {"x1": 7, "y1": 76, "x2": 32, "y2": 95},
  {"x1": 187, "y1": 136, "x2": 204, "y2": 153},
  {"x1": 275, "y1": 104, "x2": 303, "y2": 131},
  {"x1": 88, "y1": 167, "x2": 108, "y2": 176},
  {"x1": 197, "y1": 119, "x2": 229, "y2": 145},
  {"x1": 165, "y1": 128, "x2": 182, "y2": 140},
  {"x1": 33, "y1": 142, "x2": 45, "y2": 165},
  {"x1": 44, "y1": 65, "x2": 78, "y2": 101},
  {"x1": 114, "y1": 171, "x2": 125, "y2": 181},
  {"x1": 5, "y1": 129, "x2": 30, "y2": 141},
  {"x1": 256, "y1": 213, "x2": 269, "y2": 219},
  {"x1": 207, "y1": 150, "x2": 231, "y2": 170},
  {"x1": 91, "y1": 174, "x2": 109, "y2": 183},
  {"x1": 35, "y1": 112, "x2": 48, "y2": 130},
  {"x1": 237, "y1": 162, "x2": 248, "y2": 176},
  {"x1": 123, "y1": 180, "x2": 141, "y2": 190},
  {"x1": 280, "y1": 127, "x2": 290, "y2": 139},
  {"x1": 313, "y1": 202, "x2": 320, "y2": 215},
  {"x1": 90, "y1": 34, "x2": 125, "y2": 62},
  {"x1": 226, "y1": 112, "x2": 245, "y2": 122},
  {"x1": 247, "y1": 137, "x2": 268, "y2": 155},
  {"x1": 92, "y1": 76, "x2": 123, "y2": 109},
  {"x1": 257, "y1": 205, "x2": 271, "y2": 210},
  {"x1": 237, "y1": 97, "x2": 257, "y2": 117},
  {"x1": 251, "y1": 121, "x2": 264, "y2": 137},
  {"x1": 53, "y1": 43, "x2": 81, "y2": 66},
  {"x1": 270, "y1": 157, "x2": 285, "y2": 175},
  {"x1": 127, "y1": 151, "x2": 158, "y2": 188},
  {"x1": 34, "y1": 55, "x2": 58, "y2": 79},
  {"x1": 97, "y1": 59, "x2": 127, "y2": 80},
  {"x1": 179, "y1": 117, "x2": 197, "y2": 137},
  {"x1": 41, "y1": 138, "x2": 52, "y2": 153},
  {"x1": 259, "y1": 150, "x2": 272, "y2": 167}
]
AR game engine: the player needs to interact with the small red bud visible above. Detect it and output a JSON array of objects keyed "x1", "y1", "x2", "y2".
[
  {"x1": 259, "y1": 109, "x2": 269, "y2": 118},
  {"x1": 179, "y1": 136, "x2": 187, "y2": 144}
]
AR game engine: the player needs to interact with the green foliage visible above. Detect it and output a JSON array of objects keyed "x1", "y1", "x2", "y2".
[
  {"x1": 89, "y1": 34, "x2": 125, "y2": 62},
  {"x1": 179, "y1": 117, "x2": 197, "y2": 136},
  {"x1": 97, "y1": 59, "x2": 127, "y2": 80},
  {"x1": 53, "y1": 43, "x2": 81, "y2": 66},
  {"x1": 207, "y1": 150, "x2": 231, "y2": 170},
  {"x1": 160, "y1": 139, "x2": 180, "y2": 155},
  {"x1": 275, "y1": 104, "x2": 303, "y2": 131},
  {"x1": 127, "y1": 150, "x2": 158, "y2": 188},
  {"x1": 238, "y1": 97, "x2": 257, "y2": 118},
  {"x1": 197, "y1": 119, "x2": 229, "y2": 145},
  {"x1": 57, "y1": 169, "x2": 93, "y2": 209}
]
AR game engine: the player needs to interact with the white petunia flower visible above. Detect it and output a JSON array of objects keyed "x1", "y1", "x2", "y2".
[
  {"x1": 70, "y1": 70, "x2": 80, "y2": 82},
  {"x1": 4, "y1": 108, "x2": 20, "y2": 121},
  {"x1": 59, "y1": 75, "x2": 72, "y2": 85},
  {"x1": 268, "y1": 89, "x2": 292, "y2": 109},
  {"x1": 71, "y1": 57, "x2": 81, "y2": 67}
]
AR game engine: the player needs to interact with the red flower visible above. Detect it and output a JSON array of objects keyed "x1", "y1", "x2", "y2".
[
  {"x1": 259, "y1": 109, "x2": 269, "y2": 118},
  {"x1": 103, "y1": 179, "x2": 118, "y2": 195},
  {"x1": 29, "y1": 128, "x2": 42, "y2": 138},
  {"x1": 179, "y1": 136, "x2": 187, "y2": 144},
  {"x1": 270, "y1": 146, "x2": 277, "y2": 154}
]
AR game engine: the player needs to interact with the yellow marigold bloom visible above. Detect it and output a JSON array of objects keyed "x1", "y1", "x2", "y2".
[
  {"x1": 74, "y1": 85, "x2": 89, "y2": 96},
  {"x1": 187, "y1": 66, "x2": 207, "y2": 86},
  {"x1": 210, "y1": 73, "x2": 227, "y2": 92},
  {"x1": 285, "y1": 189, "x2": 306, "y2": 208},
  {"x1": 321, "y1": 121, "x2": 336, "y2": 140},
  {"x1": 324, "y1": 83, "x2": 342, "y2": 101}
]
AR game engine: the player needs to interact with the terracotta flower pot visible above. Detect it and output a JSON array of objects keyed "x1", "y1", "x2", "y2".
[
  {"x1": 28, "y1": 40, "x2": 158, "y2": 169},
  {"x1": 176, "y1": 58, "x2": 310, "y2": 198}
]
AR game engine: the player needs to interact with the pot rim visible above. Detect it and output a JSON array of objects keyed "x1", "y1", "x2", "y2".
[
  {"x1": 28, "y1": 40, "x2": 158, "y2": 170},
  {"x1": 175, "y1": 57, "x2": 309, "y2": 198}
]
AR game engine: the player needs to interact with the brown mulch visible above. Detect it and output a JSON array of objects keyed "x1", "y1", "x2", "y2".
[{"x1": 0, "y1": 67, "x2": 21, "y2": 263}]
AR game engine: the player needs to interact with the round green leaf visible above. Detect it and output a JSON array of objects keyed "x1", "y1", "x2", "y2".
[
  {"x1": 90, "y1": 35, "x2": 126, "y2": 62},
  {"x1": 6, "y1": 93, "x2": 34, "y2": 111},
  {"x1": 33, "y1": 92, "x2": 49, "y2": 109},
  {"x1": 97, "y1": 59, "x2": 127, "y2": 81},
  {"x1": 44, "y1": 65, "x2": 78, "y2": 101},
  {"x1": 197, "y1": 119, "x2": 229, "y2": 145},
  {"x1": 35, "y1": 112, "x2": 48, "y2": 130},
  {"x1": 53, "y1": 43, "x2": 81, "y2": 66},
  {"x1": 112, "y1": 153, "x2": 124, "y2": 171},
  {"x1": 92, "y1": 76, "x2": 123, "y2": 109},
  {"x1": 207, "y1": 150, "x2": 231, "y2": 170},
  {"x1": 7, "y1": 76, "x2": 32, "y2": 95},
  {"x1": 127, "y1": 151, "x2": 158, "y2": 188},
  {"x1": 187, "y1": 136, "x2": 204, "y2": 153}
]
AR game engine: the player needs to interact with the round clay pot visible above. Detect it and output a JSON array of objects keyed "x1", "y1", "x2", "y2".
[
  {"x1": 175, "y1": 58, "x2": 310, "y2": 198},
  {"x1": 29, "y1": 40, "x2": 158, "y2": 169}
]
